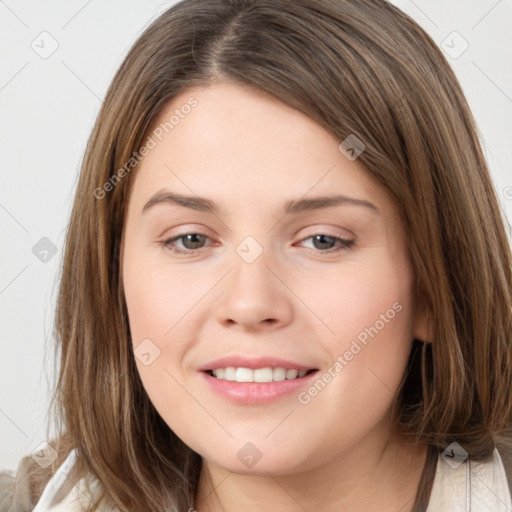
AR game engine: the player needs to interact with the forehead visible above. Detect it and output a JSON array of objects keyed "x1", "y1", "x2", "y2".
[{"x1": 127, "y1": 82, "x2": 393, "y2": 219}]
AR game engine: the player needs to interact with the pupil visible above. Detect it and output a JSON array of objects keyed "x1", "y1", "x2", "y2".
[
  {"x1": 184, "y1": 234, "x2": 204, "y2": 249},
  {"x1": 313, "y1": 235, "x2": 335, "y2": 250}
]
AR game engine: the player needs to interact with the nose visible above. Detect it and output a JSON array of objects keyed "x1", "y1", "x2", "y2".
[{"x1": 214, "y1": 248, "x2": 294, "y2": 331}]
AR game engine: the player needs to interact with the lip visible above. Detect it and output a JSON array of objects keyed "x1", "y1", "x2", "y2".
[
  {"x1": 197, "y1": 355, "x2": 319, "y2": 405},
  {"x1": 199, "y1": 369, "x2": 319, "y2": 405},
  {"x1": 197, "y1": 355, "x2": 316, "y2": 372}
]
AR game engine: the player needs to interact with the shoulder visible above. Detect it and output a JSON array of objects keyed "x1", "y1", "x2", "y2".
[
  {"x1": 499, "y1": 444, "x2": 512, "y2": 493},
  {"x1": 1, "y1": 453, "x2": 39, "y2": 512},
  {"x1": 426, "y1": 447, "x2": 512, "y2": 512},
  {"x1": 1, "y1": 450, "x2": 118, "y2": 512}
]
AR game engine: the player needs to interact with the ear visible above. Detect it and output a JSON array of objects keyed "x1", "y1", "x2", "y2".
[{"x1": 412, "y1": 296, "x2": 433, "y2": 343}]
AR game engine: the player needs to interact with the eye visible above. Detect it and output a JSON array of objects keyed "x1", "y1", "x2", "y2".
[
  {"x1": 161, "y1": 233, "x2": 212, "y2": 256},
  {"x1": 296, "y1": 234, "x2": 354, "y2": 254}
]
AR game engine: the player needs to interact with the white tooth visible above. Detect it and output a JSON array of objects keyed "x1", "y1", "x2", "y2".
[
  {"x1": 235, "y1": 367, "x2": 254, "y2": 383},
  {"x1": 224, "y1": 367, "x2": 236, "y2": 381},
  {"x1": 212, "y1": 367, "x2": 307, "y2": 382},
  {"x1": 272, "y1": 367, "x2": 286, "y2": 381},
  {"x1": 253, "y1": 367, "x2": 274, "y2": 383},
  {"x1": 286, "y1": 369, "x2": 298, "y2": 380}
]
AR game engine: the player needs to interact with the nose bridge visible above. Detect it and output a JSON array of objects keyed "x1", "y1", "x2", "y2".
[
  {"x1": 234, "y1": 234, "x2": 267, "y2": 266},
  {"x1": 214, "y1": 234, "x2": 293, "y2": 328},
  {"x1": 230, "y1": 234, "x2": 275, "y2": 298}
]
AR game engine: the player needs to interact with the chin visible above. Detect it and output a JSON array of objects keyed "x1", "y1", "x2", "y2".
[{"x1": 201, "y1": 442, "x2": 317, "y2": 476}]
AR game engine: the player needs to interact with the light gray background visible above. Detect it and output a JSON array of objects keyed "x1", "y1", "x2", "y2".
[{"x1": 1, "y1": 0, "x2": 511, "y2": 470}]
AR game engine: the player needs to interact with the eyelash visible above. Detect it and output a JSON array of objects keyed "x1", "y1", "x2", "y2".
[{"x1": 160, "y1": 233, "x2": 355, "y2": 256}]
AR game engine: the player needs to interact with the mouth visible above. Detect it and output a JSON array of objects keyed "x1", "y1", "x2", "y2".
[
  {"x1": 199, "y1": 365, "x2": 320, "y2": 405},
  {"x1": 203, "y1": 367, "x2": 318, "y2": 383}
]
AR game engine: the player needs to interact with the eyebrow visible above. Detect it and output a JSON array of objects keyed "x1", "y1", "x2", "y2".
[{"x1": 142, "y1": 190, "x2": 380, "y2": 216}]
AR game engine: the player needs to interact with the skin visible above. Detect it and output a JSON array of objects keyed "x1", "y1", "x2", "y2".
[{"x1": 121, "y1": 82, "x2": 430, "y2": 512}]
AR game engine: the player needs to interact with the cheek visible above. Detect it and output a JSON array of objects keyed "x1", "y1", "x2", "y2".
[
  {"x1": 122, "y1": 246, "x2": 200, "y2": 428},
  {"x1": 306, "y1": 255, "x2": 412, "y2": 340},
  {"x1": 123, "y1": 246, "x2": 207, "y2": 346},
  {"x1": 304, "y1": 251, "x2": 414, "y2": 389},
  {"x1": 289, "y1": 260, "x2": 414, "y2": 456},
  {"x1": 123, "y1": 245, "x2": 212, "y2": 413}
]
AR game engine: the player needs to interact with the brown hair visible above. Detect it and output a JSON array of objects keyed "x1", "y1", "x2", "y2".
[{"x1": 26, "y1": 0, "x2": 512, "y2": 510}]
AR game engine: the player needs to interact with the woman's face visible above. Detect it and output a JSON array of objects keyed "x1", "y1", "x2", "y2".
[{"x1": 121, "y1": 82, "x2": 425, "y2": 475}]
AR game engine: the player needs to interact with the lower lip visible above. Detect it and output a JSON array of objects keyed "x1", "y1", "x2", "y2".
[{"x1": 199, "y1": 370, "x2": 319, "y2": 405}]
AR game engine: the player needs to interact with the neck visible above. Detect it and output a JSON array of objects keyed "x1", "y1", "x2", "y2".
[{"x1": 194, "y1": 428, "x2": 428, "y2": 512}]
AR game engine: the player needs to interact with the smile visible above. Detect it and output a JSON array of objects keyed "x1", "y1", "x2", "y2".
[
  {"x1": 200, "y1": 368, "x2": 319, "y2": 405},
  {"x1": 205, "y1": 367, "x2": 316, "y2": 383}
]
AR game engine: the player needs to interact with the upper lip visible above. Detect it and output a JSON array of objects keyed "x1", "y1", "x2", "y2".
[{"x1": 198, "y1": 356, "x2": 318, "y2": 372}]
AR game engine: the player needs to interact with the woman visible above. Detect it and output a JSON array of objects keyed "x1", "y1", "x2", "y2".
[{"x1": 1, "y1": 0, "x2": 511, "y2": 510}]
